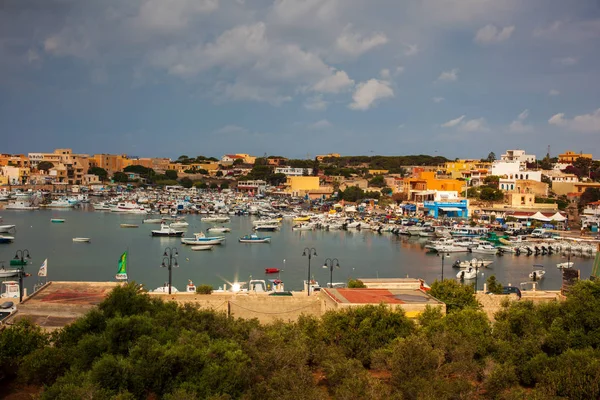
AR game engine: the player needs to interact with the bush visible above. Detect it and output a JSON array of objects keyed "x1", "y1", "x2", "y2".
[
  {"x1": 429, "y1": 279, "x2": 479, "y2": 313},
  {"x1": 486, "y1": 275, "x2": 503, "y2": 294},
  {"x1": 196, "y1": 285, "x2": 213, "y2": 294},
  {"x1": 348, "y1": 279, "x2": 366, "y2": 288}
]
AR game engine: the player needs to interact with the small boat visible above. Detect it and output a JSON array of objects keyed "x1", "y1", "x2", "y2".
[
  {"x1": 293, "y1": 216, "x2": 311, "y2": 222},
  {"x1": 557, "y1": 261, "x2": 574, "y2": 269},
  {"x1": 0, "y1": 268, "x2": 20, "y2": 278},
  {"x1": 120, "y1": 224, "x2": 139, "y2": 228},
  {"x1": 253, "y1": 223, "x2": 280, "y2": 232},
  {"x1": 181, "y1": 232, "x2": 226, "y2": 245},
  {"x1": 142, "y1": 218, "x2": 164, "y2": 224},
  {"x1": 151, "y1": 223, "x2": 185, "y2": 237},
  {"x1": 207, "y1": 227, "x2": 231, "y2": 233},
  {"x1": 452, "y1": 258, "x2": 494, "y2": 269},
  {"x1": 170, "y1": 221, "x2": 189, "y2": 229},
  {"x1": 239, "y1": 234, "x2": 271, "y2": 243},
  {"x1": 470, "y1": 244, "x2": 498, "y2": 255},
  {"x1": 201, "y1": 216, "x2": 230, "y2": 223},
  {"x1": 0, "y1": 225, "x2": 15, "y2": 233},
  {"x1": 190, "y1": 245, "x2": 214, "y2": 251},
  {"x1": 72, "y1": 237, "x2": 91, "y2": 243},
  {"x1": 0, "y1": 236, "x2": 15, "y2": 244},
  {"x1": 50, "y1": 218, "x2": 65, "y2": 223},
  {"x1": 529, "y1": 265, "x2": 546, "y2": 281},
  {"x1": 456, "y1": 267, "x2": 477, "y2": 280},
  {"x1": 265, "y1": 268, "x2": 281, "y2": 274},
  {"x1": 152, "y1": 284, "x2": 179, "y2": 293}
]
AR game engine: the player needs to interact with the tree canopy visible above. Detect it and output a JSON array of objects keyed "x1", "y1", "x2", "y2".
[
  {"x1": 88, "y1": 167, "x2": 108, "y2": 181},
  {"x1": 37, "y1": 161, "x2": 54, "y2": 172}
]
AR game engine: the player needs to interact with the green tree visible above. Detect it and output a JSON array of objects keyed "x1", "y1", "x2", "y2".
[
  {"x1": 381, "y1": 187, "x2": 393, "y2": 196},
  {"x1": 429, "y1": 279, "x2": 479, "y2": 313},
  {"x1": 165, "y1": 170, "x2": 178, "y2": 180},
  {"x1": 179, "y1": 177, "x2": 193, "y2": 188},
  {"x1": 38, "y1": 161, "x2": 54, "y2": 172},
  {"x1": 194, "y1": 182, "x2": 208, "y2": 189},
  {"x1": 486, "y1": 152, "x2": 497, "y2": 162},
  {"x1": 369, "y1": 175, "x2": 385, "y2": 187},
  {"x1": 486, "y1": 275, "x2": 503, "y2": 294},
  {"x1": 348, "y1": 279, "x2": 366, "y2": 288},
  {"x1": 112, "y1": 172, "x2": 128, "y2": 183},
  {"x1": 480, "y1": 186, "x2": 504, "y2": 201},
  {"x1": 268, "y1": 173, "x2": 287, "y2": 186},
  {"x1": 233, "y1": 158, "x2": 244, "y2": 165},
  {"x1": 88, "y1": 166, "x2": 108, "y2": 181},
  {"x1": 216, "y1": 170, "x2": 223, "y2": 177},
  {"x1": 483, "y1": 175, "x2": 500, "y2": 188},
  {"x1": 340, "y1": 186, "x2": 364, "y2": 202},
  {"x1": 0, "y1": 319, "x2": 48, "y2": 379}
]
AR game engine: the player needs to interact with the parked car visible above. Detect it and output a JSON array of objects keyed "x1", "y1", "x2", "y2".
[{"x1": 501, "y1": 286, "x2": 522, "y2": 299}]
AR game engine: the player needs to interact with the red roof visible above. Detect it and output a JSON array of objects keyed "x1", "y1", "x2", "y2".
[
  {"x1": 331, "y1": 289, "x2": 405, "y2": 304},
  {"x1": 225, "y1": 154, "x2": 244, "y2": 159}
]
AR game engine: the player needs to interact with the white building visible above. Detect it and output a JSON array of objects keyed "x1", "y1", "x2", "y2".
[
  {"x1": 500, "y1": 149, "x2": 536, "y2": 164},
  {"x1": 542, "y1": 170, "x2": 579, "y2": 184},
  {"x1": 492, "y1": 161, "x2": 542, "y2": 191},
  {"x1": 274, "y1": 167, "x2": 313, "y2": 176},
  {"x1": 237, "y1": 180, "x2": 267, "y2": 194}
]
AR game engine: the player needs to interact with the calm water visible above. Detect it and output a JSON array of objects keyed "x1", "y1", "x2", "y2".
[{"x1": 1, "y1": 206, "x2": 594, "y2": 293}]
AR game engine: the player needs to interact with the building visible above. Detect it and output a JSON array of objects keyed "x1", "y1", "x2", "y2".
[
  {"x1": 500, "y1": 149, "x2": 536, "y2": 164},
  {"x1": 235, "y1": 154, "x2": 256, "y2": 164},
  {"x1": 558, "y1": 151, "x2": 592, "y2": 163},
  {"x1": 284, "y1": 176, "x2": 333, "y2": 199},
  {"x1": 267, "y1": 157, "x2": 287, "y2": 166},
  {"x1": 542, "y1": 170, "x2": 579, "y2": 184},
  {"x1": 581, "y1": 201, "x2": 600, "y2": 228},
  {"x1": 552, "y1": 181, "x2": 600, "y2": 196},
  {"x1": 236, "y1": 180, "x2": 267, "y2": 194},
  {"x1": 492, "y1": 161, "x2": 542, "y2": 191},
  {"x1": 1, "y1": 166, "x2": 30, "y2": 185},
  {"x1": 274, "y1": 167, "x2": 313, "y2": 176},
  {"x1": 92, "y1": 154, "x2": 128, "y2": 175},
  {"x1": 444, "y1": 160, "x2": 491, "y2": 179},
  {"x1": 423, "y1": 199, "x2": 469, "y2": 218},
  {"x1": 368, "y1": 169, "x2": 389, "y2": 175},
  {"x1": 513, "y1": 180, "x2": 549, "y2": 197}
]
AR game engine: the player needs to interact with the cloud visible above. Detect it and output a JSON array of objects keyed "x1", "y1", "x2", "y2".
[
  {"x1": 442, "y1": 115, "x2": 489, "y2": 132},
  {"x1": 549, "y1": 109, "x2": 600, "y2": 133},
  {"x1": 133, "y1": 0, "x2": 219, "y2": 34},
  {"x1": 509, "y1": 109, "x2": 533, "y2": 133},
  {"x1": 311, "y1": 69, "x2": 354, "y2": 93},
  {"x1": 380, "y1": 69, "x2": 391, "y2": 79},
  {"x1": 549, "y1": 89, "x2": 560, "y2": 96},
  {"x1": 218, "y1": 80, "x2": 292, "y2": 106},
  {"x1": 533, "y1": 20, "x2": 563, "y2": 37},
  {"x1": 474, "y1": 24, "x2": 515, "y2": 45},
  {"x1": 349, "y1": 79, "x2": 394, "y2": 111},
  {"x1": 433, "y1": 97, "x2": 445, "y2": 103},
  {"x1": 215, "y1": 124, "x2": 248, "y2": 134},
  {"x1": 304, "y1": 95, "x2": 328, "y2": 111},
  {"x1": 441, "y1": 115, "x2": 465, "y2": 127},
  {"x1": 554, "y1": 57, "x2": 578, "y2": 66},
  {"x1": 404, "y1": 44, "x2": 419, "y2": 56},
  {"x1": 436, "y1": 68, "x2": 459, "y2": 82},
  {"x1": 395, "y1": 66, "x2": 405, "y2": 75},
  {"x1": 309, "y1": 119, "x2": 332, "y2": 130},
  {"x1": 459, "y1": 118, "x2": 490, "y2": 132},
  {"x1": 335, "y1": 24, "x2": 388, "y2": 57}
]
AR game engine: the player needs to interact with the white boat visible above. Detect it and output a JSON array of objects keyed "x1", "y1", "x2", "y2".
[
  {"x1": 190, "y1": 245, "x2": 214, "y2": 251},
  {"x1": 201, "y1": 216, "x2": 230, "y2": 223},
  {"x1": 456, "y1": 267, "x2": 477, "y2": 280},
  {"x1": 529, "y1": 266, "x2": 546, "y2": 281},
  {"x1": 292, "y1": 223, "x2": 313, "y2": 231},
  {"x1": 0, "y1": 236, "x2": 14, "y2": 244},
  {"x1": 5, "y1": 201, "x2": 39, "y2": 210},
  {"x1": 41, "y1": 199, "x2": 75, "y2": 208},
  {"x1": 169, "y1": 221, "x2": 189, "y2": 229},
  {"x1": 470, "y1": 244, "x2": 498, "y2": 255},
  {"x1": 151, "y1": 223, "x2": 185, "y2": 237},
  {"x1": 207, "y1": 227, "x2": 231, "y2": 233},
  {"x1": 254, "y1": 223, "x2": 280, "y2": 231},
  {"x1": 557, "y1": 261, "x2": 574, "y2": 269},
  {"x1": 111, "y1": 202, "x2": 148, "y2": 214},
  {"x1": 0, "y1": 268, "x2": 20, "y2": 278},
  {"x1": 152, "y1": 284, "x2": 179, "y2": 293},
  {"x1": 239, "y1": 234, "x2": 271, "y2": 243},
  {"x1": 143, "y1": 218, "x2": 164, "y2": 224},
  {"x1": 453, "y1": 258, "x2": 494, "y2": 269},
  {"x1": 252, "y1": 218, "x2": 281, "y2": 226},
  {"x1": 72, "y1": 237, "x2": 91, "y2": 243},
  {"x1": 181, "y1": 232, "x2": 226, "y2": 245},
  {"x1": 93, "y1": 202, "x2": 112, "y2": 211},
  {"x1": 0, "y1": 225, "x2": 15, "y2": 233},
  {"x1": 431, "y1": 244, "x2": 469, "y2": 253}
]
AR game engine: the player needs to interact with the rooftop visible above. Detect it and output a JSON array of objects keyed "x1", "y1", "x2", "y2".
[{"x1": 323, "y1": 288, "x2": 443, "y2": 305}]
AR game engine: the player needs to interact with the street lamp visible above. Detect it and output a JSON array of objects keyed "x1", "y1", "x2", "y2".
[
  {"x1": 14, "y1": 249, "x2": 31, "y2": 303},
  {"x1": 302, "y1": 247, "x2": 317, "y2": 296},
  {"x1": 437, "y1": 252, "x2": 450, "y2": 281},
  {"x1": 161, "y1": 247, "x2": 179, "y2": 295},
  {"x1": 322, "y1": 258, "x2": 340, "y2": 288}
]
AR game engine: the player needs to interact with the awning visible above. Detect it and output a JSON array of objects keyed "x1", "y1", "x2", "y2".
[{"x1": 440, "y1": 207, "x2": 462, "y2": 212}]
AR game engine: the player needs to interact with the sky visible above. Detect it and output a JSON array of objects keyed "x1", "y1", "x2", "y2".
[{"x1": 1, "y1": 0, "x2": 600, "y2": 160}]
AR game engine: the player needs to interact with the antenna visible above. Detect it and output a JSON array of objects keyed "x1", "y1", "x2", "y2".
[{"x1": 546, "y1": 145, "x2": 550, "y2": 158}]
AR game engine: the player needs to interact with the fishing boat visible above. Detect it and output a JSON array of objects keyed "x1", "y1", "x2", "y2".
[
  {"x1": 292, "y1": 223, "x2": 314, "y2": 231},
  {"x1": 452, "y1": 258, "x2": 494, "y2": 269},
  {"x1": 0, "y1": 225, "x2": 15, "y2": 233},
  {"x1": 557, "y1": 261, "x2": 574, "y2": 269},
  {"x1": 456, "y1": 267, "x2": 477, "y2": 280},
  {"x1": 529, "y1": 265, "x2": 546, "y2": 281},
  {"x1": 151, "y1": 223, "x2": 185, "y2": 237},
  {"x1": 181, "y1": 232, "x2": 226, "y2": 245},
  {"x1": 239, "y1": 234, "x2": 271, "y2": 243},
  {"x1": 0, "y1": 268, "x2": 19, "y2": 278},
  {"x1": 5, "y1": 201, "x2": 39, "y2": 210},
  {"x1": 72, "y1": 237, "x2": 91, "y2": 243},
  {"x1": 50, "y1": 218, "x2": 65, "y2": 223},
  {"x1": 120, "y1": 224, "x2": 139, "y2": 228},
  {"x1": 190, "y1": 245, "x2": 214, "y2": 251},
  {"x1": 265, "y1": 268, "x2": 280, "y2": 274},
  {"x1": 0, "y1": 236, "x2": 15, "y2": 244},
  {"x1": 207, "y1": 227, "x2": 231, "y2": 233}
]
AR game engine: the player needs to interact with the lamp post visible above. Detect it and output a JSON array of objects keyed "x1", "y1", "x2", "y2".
[
  {"x1": 437, "y1": 252, "x2": 450, "y2": 281},
  {"x1": 161, "y1": 247, "x2": 179, "y2": 294},
  {"x1": 302, "y1": 247, "x2": 317, "y2": 296},
  {"x1": 14, "y1": 249, "x2": 31, "y2": 303},
  {"x1": 322, "y1": 258, "x2": 340, "y2": 288}
]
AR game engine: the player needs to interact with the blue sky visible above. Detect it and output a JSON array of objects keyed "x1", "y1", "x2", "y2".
[{"x1": 1, "y1": 0, "x2": 599, "y2": 159}]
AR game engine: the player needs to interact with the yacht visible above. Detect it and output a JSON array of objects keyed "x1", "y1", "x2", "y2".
[{"x1": 41, "y1": 198, "x2": 75, "y2": 208}]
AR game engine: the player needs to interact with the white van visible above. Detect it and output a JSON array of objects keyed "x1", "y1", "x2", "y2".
[{"x1": 531, "y1": 228, "x2": 546, "y2": 238}]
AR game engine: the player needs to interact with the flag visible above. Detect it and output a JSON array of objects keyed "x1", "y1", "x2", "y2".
[
  {"x1": 38, "y1": 259, "x2": 47, "y2": 277},
  {"x1": 115, "y1": 251, "x2": 128, "y2": 281}
]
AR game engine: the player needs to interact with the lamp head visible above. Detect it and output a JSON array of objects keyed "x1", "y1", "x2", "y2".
[
  {"x1": 163, "y1": 250, "x2": 168, "y2": 257},
  {"x1": 302, "y1": 250, "x2": 306, "y2": 256},
  {"x1": 14, "y1": 253, "x2": 19, "y2": 260},
  {"x1": 160, "y1": 262, "x2": 166, "y2": 268},
  {"x1": 174, "y1": 250, "x2": 179, "y2": 257},
  {"x1": 323, "y1": 264, "x2": 328, "y2": 269}
]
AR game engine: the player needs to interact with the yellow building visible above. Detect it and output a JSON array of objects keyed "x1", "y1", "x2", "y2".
[
  {"x1": 235, "y1": 154, "x2": 256, "y2": 164},
  {"x1": 558, "y1": 151, "x2": 593, "y2": 163},
  {"x1": 418, "y1": 172, "x2": 465, "y2": 192},
  {"x1": 92, "y1": 154, "x2": 128, "y2": 175},
  {"x1": 368, "y1": 169, "x2": 389, "y2": 175},
  {"x1": 444, "y1": 160, "x2": 491, "y2": 179},
  {"x1": 285, "y1": 176, "x2": 322, "y2": 196}
]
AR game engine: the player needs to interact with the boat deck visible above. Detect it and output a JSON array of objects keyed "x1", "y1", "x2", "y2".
[{"x1": 3, "y1": 281, "x2": 119, "y2": 330}]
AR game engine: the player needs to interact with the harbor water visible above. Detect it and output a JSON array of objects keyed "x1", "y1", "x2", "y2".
[{"x1": 1, "y1": 207, "x2": 594, "y2": 294}]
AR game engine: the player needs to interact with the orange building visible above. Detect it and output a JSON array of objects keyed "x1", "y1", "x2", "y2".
[{"x1": 558, "y1": 151, "x2": 592, "y2": 163}]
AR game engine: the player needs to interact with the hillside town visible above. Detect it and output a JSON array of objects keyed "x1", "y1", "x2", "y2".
[{"x1": 1, "y1": 148, "x2": 599, "y2": 233}]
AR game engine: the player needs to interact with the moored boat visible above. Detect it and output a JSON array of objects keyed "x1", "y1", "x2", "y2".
[
  {"x1": 50, "y1": 218, "x2": 65, "y2": 223},
  {"x1": 72, "y1": 237, "x2": 91, "y2": 243},
  {"x1": 265, "y1": 268, "x2": 280, "y2": 274},
  {"x1": 239, "y1": 234, "x2": 271, "y2": 243},
  {"x1": 0, "y1": 225, "x2": 16, "y2": 233},
  {"x1": 120, "y1": 224, "x2": 139, "y2": 228},
  {"x1": 190, "y1": 245, "x2": 214, "y2": 251},
  {"x1": 456, "y1": 267, "x2": 477, "y2": 280},
  {"x1": 151, "y1": 223, "x2": 185, "y2": 237},
  {"x1": 181, "y1": 232, "x2": 226, "y2": 245}
]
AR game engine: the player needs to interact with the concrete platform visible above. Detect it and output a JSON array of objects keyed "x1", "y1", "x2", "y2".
[{"x1": 4, "y1": 281, "x2": 119, "y2": 330}]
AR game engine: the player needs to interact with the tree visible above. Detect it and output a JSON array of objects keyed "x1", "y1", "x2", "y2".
[
  {"x1": 233, "y1": 158, "x2": 244, "y2": 166},
  {"x1": 348, "y1": 279, "x2": 366, "y2": 288},
  {"x1": 486, "y1": 152, "x2": 496, "y2": 162},
  {"x1": 210, "y1": 183, "x2": 219, "y2": 189},
  {"x1": 179, "y1": 177, "x2": 193, "y2": 188},
  {"x1": 428, "y1": 279, "x2": 479, "y2": 313},
  {"x1": 479, "y1": 186, "x2": 504, "y2": 201},
  {"x1": 88, "y1": 167, "x2": 108, "y2": 181},
  {"x1": 268, "y1": 173, "x2": 287, "y2": 186},
  {"x1": 123, "y1": 165, "x2": 154, "y2": 177},
  {"x1": 220, "y1": 182, "x2": 229, "y2": 189},
  {"x1": 580, "y1": 188, "x2": 600, "y2": 206},
  {"x1": 483, "y1": 175, "x2": 500, "y2": 188},
  {"x1": 112, "y1": 172, "x2": 128, "y2": 183},
  {"x1": 194, "y1": 182, "x2": 208, "y2": 189},
  {"x1": 369, "y1": 175, "x2": 385, "y2": 188},
  {"x1": 216, "y1": 171, "x2": 223, "y2": 177},
  {"x1": 340, "y1": 186, "x2": 364, "y2": 202},
  {"x1": 486, "y1": 275, "x2": 503, "y2": 294},
  {"x1": 381, "y1": 187, "x2": 393, "y2": 196},
  {"x1": 38, "y1": 161, "x2": 54, "y2": 172},
  {"x1": 165, "y1": 170, "x2": 178, "y2": 180}
]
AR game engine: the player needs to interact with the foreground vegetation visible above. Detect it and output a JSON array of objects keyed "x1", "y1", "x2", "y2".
[{"x1": 2, "y1": 280, "x2": 600, "y2": 399}]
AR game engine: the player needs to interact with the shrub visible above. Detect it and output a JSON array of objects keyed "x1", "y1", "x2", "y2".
[
  {"x1": 196, "y1": 285, "x2": 214, "y2": 294},
  {"x1": 348, "y1": 279, "x2": 366, "y2": 288}
]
